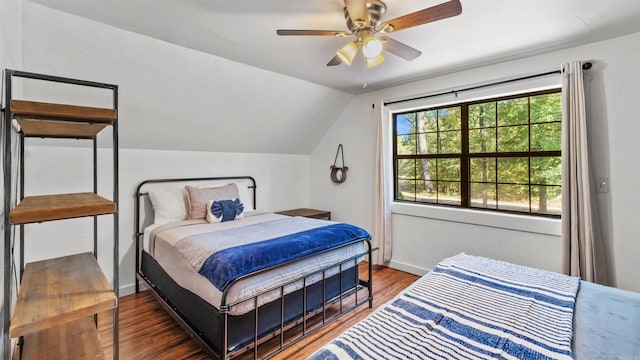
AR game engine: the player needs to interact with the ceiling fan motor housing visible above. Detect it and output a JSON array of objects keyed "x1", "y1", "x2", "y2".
[{"x1": 344, "y1": 0, "x2": 387, "y2": 33}]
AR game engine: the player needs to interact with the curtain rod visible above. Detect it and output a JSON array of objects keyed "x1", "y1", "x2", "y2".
[{"x1": 384, "y1": 62, "x2": 592, "y2": 106}]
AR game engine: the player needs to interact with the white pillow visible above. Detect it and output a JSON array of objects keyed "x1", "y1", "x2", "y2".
[
  {"x1": 236, "y1": 183, "x2": 254, "y2": 210},
  {"x1": 148, "y1": 188, "x2": 188, "y2": 224}
]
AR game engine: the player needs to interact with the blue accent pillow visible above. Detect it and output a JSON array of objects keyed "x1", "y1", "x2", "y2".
[{"x1": 206, "y1": 199, "x2": 244, "y2": 223}]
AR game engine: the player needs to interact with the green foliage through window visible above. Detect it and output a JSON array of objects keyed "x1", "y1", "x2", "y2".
[{"x1": 393, "y1": 89, "x2": 562, "y2": 216}]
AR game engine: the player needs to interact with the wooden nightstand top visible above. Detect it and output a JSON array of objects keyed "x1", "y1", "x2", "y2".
[{"x1": 276, "y1": 208, "x2": 331, "y2": 220}]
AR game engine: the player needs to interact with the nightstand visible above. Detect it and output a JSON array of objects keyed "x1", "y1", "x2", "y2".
[{"x1": 276, "y1": 208, "x2": 331, "y2": 220}]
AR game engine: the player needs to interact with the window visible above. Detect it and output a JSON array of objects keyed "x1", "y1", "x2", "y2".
[{"x1": 393, "y1": 89, "x2": 562, "y2": 216}]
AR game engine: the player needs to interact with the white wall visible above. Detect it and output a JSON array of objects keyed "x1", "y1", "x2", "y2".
[
  {"x1": 307, "y1": 94, "x2": 377, "y2": 231},
  {"x1": 21, "y1": 145, "x2": 309, "y2": 295},
  {"x1": 310, "y1": 32, "x2": 640, "y2": 292},
  {"x1": 0, "y1": 0, "x2": 21, "y2": 72},
  {"x1": 20, "y1": 2, "x2": 353, "y2": 155}
]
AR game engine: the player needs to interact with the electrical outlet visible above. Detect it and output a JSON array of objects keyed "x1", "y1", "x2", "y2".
[{"x1": 596, "y1": 176, "x2": 609, "y2": 193}]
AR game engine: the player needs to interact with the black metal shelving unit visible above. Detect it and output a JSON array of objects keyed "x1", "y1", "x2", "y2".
[{"x1": 2, "y1": 69, "x2": 119, "y2": 359}]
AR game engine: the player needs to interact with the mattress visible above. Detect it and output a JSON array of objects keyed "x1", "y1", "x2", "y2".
[
  {"x1": 144, "y1": 212, "x2": 367, "y2": 316},
  {"x1": 309, "y1": 254, "x2": 640, "y2": 359}
]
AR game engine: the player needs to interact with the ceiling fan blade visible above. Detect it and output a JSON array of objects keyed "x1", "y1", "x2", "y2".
[
  {"x1": 380, "y1": 0, "x2": 462, "y2": 33},
  {"x1": 276, "y1": 30, "x2": 348, "y2": 37},
  {"x1": 380, "y1": 36, "x2": 422, "y2": 61},
  {"x1": 327, "y1": 55, "x2": 343, "y2": 66},
  {"x1": 344, "y1": 0, "x2": 368, "y2": 24}
]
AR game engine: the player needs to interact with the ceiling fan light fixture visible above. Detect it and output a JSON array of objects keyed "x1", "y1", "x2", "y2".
[
  {"x1": 362, "y1": 36, "x2": 383, "y2": 58},
  {"x1": 337, "y1": 41, "x2": 359, "y2": 66},
  {"x1": 366, "y1": 53, "x2": 384, "y2": 68}
]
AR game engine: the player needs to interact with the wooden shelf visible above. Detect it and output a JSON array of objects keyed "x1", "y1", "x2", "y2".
[
  {"x1": 21, "y1": 317, "x2": 105, "y2": 360},
  {"x1": 9, "y1": 193, "x2": 116, "y2": 225},
  {"x1": 10, "y1": 253, "x2": 117, "y2": 339},
  {"x1": 17, "y1": 119, "x2": 107, "y2": 139},
  {"x1": 4, "y1": 72, "x2": 120, "y2": 359},
  {"x1": 10, "y1": 100, "x2": 116, "y2": 123}
]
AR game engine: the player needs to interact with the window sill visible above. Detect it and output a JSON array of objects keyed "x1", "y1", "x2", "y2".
[{"x1": 391, "y1": 202, "x2": 561, "y2": 236}]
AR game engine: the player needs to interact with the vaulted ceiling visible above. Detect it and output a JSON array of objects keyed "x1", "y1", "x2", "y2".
[
  {"x1": 27, "y1": 0, "x2": 640, "y2": 94},
  {"x1": 16, "y1": 0, "x2": 640, "y2": 155}
]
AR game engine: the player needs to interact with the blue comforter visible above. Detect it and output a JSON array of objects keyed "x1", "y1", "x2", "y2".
[{"x1": 191, "y1": 220, "x2": 370, "y2": 291}]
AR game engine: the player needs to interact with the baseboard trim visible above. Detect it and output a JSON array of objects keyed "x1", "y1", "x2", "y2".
[
  {"x1": 387, "y1": 260, "x2": 430, "y2": 276},
  {"x1": 119, "y1": 283, "x2": 136, "y2": 297}
]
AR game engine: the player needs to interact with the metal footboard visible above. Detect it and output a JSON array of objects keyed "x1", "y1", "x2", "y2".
[{"x1": 219, "y1": 238, "x2": 373, "y2": 359}]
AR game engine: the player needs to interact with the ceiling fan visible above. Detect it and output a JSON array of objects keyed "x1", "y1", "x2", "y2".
[{"x1": 276, "y1": 0, "x2": 462, "y2": 68}]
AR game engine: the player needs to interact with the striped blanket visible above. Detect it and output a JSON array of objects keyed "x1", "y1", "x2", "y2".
[{"x1": 309, "y1": 253, "x2": 580, "y2": 360}]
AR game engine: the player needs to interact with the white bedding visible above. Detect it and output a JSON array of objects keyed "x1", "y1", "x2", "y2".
[{"x1": 144, "y1": 212, "x2": 367, "y2": 316}]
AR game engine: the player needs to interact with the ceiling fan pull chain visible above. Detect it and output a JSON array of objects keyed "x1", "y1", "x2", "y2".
[{"x1": 330, "y1": 144, "x2": 349, "y2": 184}]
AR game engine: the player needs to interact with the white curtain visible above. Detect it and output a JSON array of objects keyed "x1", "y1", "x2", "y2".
[
  {"x1": 561, "y1": 61, "x2": 608, "y2": 284},
  {"x1": 372, "y1": 100, "x2": 392, "y2": 265}
]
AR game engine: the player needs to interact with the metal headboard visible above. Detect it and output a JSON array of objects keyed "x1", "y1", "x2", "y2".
[{"x1": 133, "y1": 176, "x2": 256, "y2": 292}]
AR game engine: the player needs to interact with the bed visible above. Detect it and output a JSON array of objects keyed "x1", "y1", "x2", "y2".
[
  {"x1": 134, "y1": 176, "x2": 374, "y2": 359},
  {"x1": 309, "y1": 253, "x2": 640, "y2": 360}
]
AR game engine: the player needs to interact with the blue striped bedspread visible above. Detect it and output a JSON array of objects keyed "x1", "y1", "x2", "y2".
[{"x1": 309, "y1": 253, "x2": 580, "y2": 360}]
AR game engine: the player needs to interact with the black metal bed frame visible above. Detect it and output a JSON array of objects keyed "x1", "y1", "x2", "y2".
[{"x1": 134, "y1": 177, "x2": 373, "y2": 359}]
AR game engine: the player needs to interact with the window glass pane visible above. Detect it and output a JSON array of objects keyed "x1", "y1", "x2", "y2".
[
  {"x1": 497, "y1": 184, "x2": 529, "y2": 212},
  {"x1": 469, "y1": 102, "x2": 496, "y2": 129},
  {"x1": 437, "y1": 158, "x2": 460, "y2": 181},
  {"x1": 397, "y1": 159, "x2": 416, "y2": 180},
  {"x1": 531, "y1": 157, "x2": 561, "y2": 186},
  {"x1": 439, "y1": 130, "x2": 461, "y2": 154},
  {"x1": 392, "y1": 90, "x2": 561, "y2": 216},
  {"x1": 419, "y1": 110, "x2": 438, "y2": 132},
  {"x1": 530, "y1": 93, "x2": 561, "y2": 123},
  {"x1": 438, "y1": 181, "x2": 461, "y2": 205},
  {"x1": 497, "y1": 125, "x2": 529, "y2": 152},
  {"x1": 497, "y1": 157, "x2": 528, "y2": 184},
  {"x1": 469, "y1": 128, "x2": 496, "y2": 153},
  {"x1": 470, "y1": 182, "x2": 497, "y2": 209},
  {"x1": 397, "y1": 180, "x2": 416, "y2": 201},
  {"x1": 438, "y1": 107, "x2": 461, "y2": 131},
  {"x1": 470, "y1": 158, "x2": 496, "y2": 182},
  {"x1": 415, "y1": 159, "x2": 436, "y2": 180},
  {"x1": 498, "y1": 98, "x2": 528, "y2": 126},
  {"x1": 416, "y1": 180, "x2": 437, "y2": 203},
  {"x1": 396, "y1": 113, "x2": 415, "y2": 135},
  {"x1": 531, "y1": 185, "x2": 561, "y2": 215},
  {"x1": 531, "y1": 122, "x2": 561, "y2": 151},
  {"x1": 397, "y1": 134, "x2": 416, "y2": 155},
  {"x1": 416, "y1": 132, "x2": 438, "y2": 154}
]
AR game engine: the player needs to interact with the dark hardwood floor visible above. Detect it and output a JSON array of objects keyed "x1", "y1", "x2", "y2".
[{"x1": 99, "y1": 264, "x2": 419, "y2": 359}]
